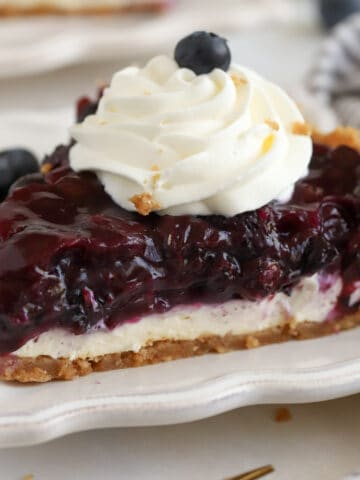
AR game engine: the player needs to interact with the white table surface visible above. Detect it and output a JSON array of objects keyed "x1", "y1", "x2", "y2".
[
  {"x1": 1, "y1": 18, "x2": 356, "y2": 480},
  {"x1": 2, "y1": 395, "x2": 360, "y2": 480}
]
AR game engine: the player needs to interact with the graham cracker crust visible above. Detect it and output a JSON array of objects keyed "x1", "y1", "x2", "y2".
[
  {"x1": 312, "y1": 127, "x2": 360, "y2": 152},
  {"x1": 1, "y1": 311, "x2": 360, "y2": 383},
  {"x1": 0, "y1": 3, "x2": 166, "y2": 16}
]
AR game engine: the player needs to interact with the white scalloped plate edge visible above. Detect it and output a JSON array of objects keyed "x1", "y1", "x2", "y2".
[
  {"x1": 0, "y1": 3, "x2": 317, "y2": 78},
  {"x1": 1, "y1": 353, "x2": 360, "y2": 448}
]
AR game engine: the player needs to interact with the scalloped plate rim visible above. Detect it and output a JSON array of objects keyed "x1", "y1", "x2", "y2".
[{"x1": 1, "y1": 354, "x2": 360, "y2": 448}]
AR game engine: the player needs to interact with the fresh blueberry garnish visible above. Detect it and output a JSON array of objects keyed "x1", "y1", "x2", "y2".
[
  {"x1": 0, "y1": 148, "x2": 39, "y2": 201},
  {"x1": 319, "y1": 0, "x2": 360, "y2": 28},
  {"x1": 174, "y1": 31, "x2": 231, "y2": 75}
]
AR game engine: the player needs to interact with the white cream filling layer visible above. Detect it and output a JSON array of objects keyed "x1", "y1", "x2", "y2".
[
  {"x1": 15, "y1": 274, "x2": 342, "y2": 360},
  {"x1": 0, "y1": 0, "x2": 156, "y2": 9}
]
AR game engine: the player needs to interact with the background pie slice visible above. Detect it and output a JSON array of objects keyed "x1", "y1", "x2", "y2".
[{"x1": 0, "y1": 0, "x2": 167, "y2": 15}]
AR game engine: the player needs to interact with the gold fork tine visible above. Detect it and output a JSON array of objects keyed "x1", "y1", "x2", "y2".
[{"x1": 225, "y1": 464, "x2": 274, "y2": 480}]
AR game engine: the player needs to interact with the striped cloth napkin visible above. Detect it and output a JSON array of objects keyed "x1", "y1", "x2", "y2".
[{"x1": 306, "y1": 13, "x2": 360, "y2": 130}]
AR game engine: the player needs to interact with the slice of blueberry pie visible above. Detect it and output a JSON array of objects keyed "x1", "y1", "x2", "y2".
[
  {"x1": 1, "y1": 32, "x2": 360, "y2": 383},
  {"x1": 0, "y1": 0, "x2": 167, "y2": 15}
]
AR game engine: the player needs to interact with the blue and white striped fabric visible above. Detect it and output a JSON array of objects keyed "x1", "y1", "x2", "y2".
[{"x1": 307, "y1": 13, "x2": 360, "y2": 129}]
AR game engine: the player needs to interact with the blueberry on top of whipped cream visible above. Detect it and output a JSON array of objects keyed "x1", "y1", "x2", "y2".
[{"x1": 174, "y1": 31, "x2": 231, "y2": 75}]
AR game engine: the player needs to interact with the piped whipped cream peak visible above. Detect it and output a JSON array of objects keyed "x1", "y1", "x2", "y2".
[{"x1": 70, "y1": 55, "x2": 312, "y2": 217}]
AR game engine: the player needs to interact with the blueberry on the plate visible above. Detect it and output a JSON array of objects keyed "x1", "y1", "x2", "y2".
[
  {"x1": 174, "y1": 31, "x2": 231, "y2": 75},
  {"x1": 319, "y1": 0, "x2": 360, "y2": 28},
  {"x1": 0, "y1": 148, "x2": 39, "y2": 201}
]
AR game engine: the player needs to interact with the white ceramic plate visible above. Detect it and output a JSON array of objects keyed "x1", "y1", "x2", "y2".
[
  {"x1": 0, "y1": 0, "x2": 316, "y2": 78},
  {"x1": 1, "y1": 329, "x2": 360, "y2": 448},
  {"x1": 0, "y1": 109, "x2": 72, "y2": 158},
  {"x1": 1, "y1": 111, "x2": 360, "y2": 449}
]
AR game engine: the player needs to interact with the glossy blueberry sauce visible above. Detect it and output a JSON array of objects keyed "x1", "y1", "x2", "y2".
[{"x1": 0, "y1": 109, "x2": 359, "y2": 354}]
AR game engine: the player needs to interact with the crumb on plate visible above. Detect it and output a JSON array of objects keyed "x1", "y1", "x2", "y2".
[{"x1": 274, "y1": 407, "x2": 292, "y2": 423}]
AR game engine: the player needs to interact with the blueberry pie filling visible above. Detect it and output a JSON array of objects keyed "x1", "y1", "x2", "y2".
[{"x1": 0, "y1": 33, "x2": 359, "y2": 382}]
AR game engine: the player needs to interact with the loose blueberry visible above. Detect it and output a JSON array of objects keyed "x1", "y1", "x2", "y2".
[
  {"x1": 174, "y1": 31, "x2": 231, "y2": 75},
  {"x1": 0, "y1": 149, "x2": 39, "y2": 201},
  {"x1": 319, "y1": 0, "x2": 360, "y2": 28}
]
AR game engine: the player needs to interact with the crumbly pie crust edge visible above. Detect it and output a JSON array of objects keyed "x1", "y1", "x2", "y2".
[
  {"x1": 0, "y1": 3, "x2": 166, "y2": 15},
  {"x1": 1, "y1": 311, "x2": 360, "y2": 383}
]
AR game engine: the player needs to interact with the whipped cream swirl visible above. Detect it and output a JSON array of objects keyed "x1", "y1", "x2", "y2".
[{"x1": 70, "y1": 55, "x2": 312, "y2": 216}]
